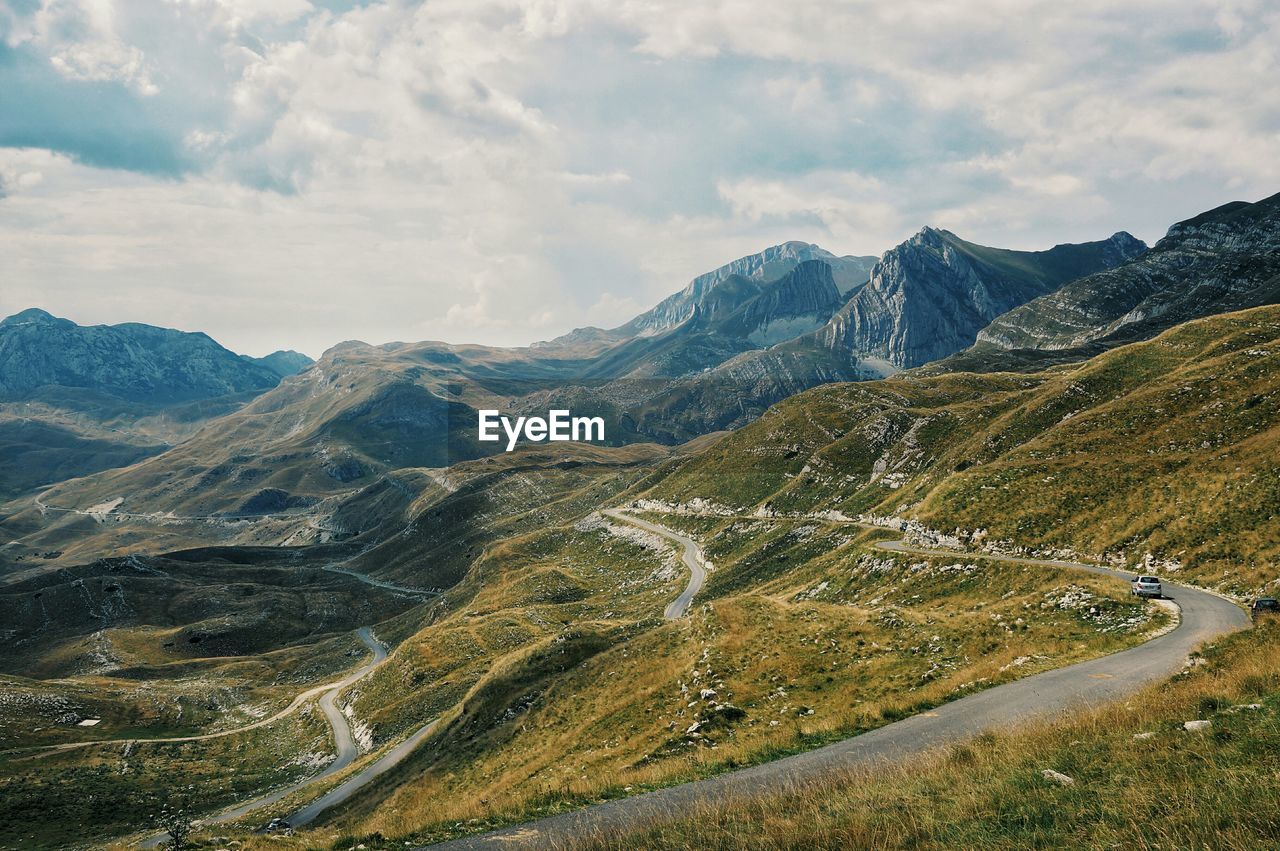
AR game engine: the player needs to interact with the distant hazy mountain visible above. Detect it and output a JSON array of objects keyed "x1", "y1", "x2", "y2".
[
  {"x1": 16, "y1": 225, "x2": 1159, "y2": 517},
  {"x1": 575, "y1": 259, "x2": 849, "y2": 379},
  {"x1": 548, "y1": 229, "x2": 1145, "y2": 384},
  {"x1": 0, "y1": 309, "x2": 286, "y2": 403},
  {"x1": 589, "y1": 228, "x2": 1148, "y2": 440},
  {"x1": 623, "y1": 241, "x2": 877, "y2": 334},
  {"x1": 245, "y1": 349, "x2": 314, "y2": 379},
  {"x1": 538, "y1": 242, "x2": 878, "y2": 353},
  {"x1": 967, "y1": 192, "x2": 1280, "y2": 360},
  {"x1": 0, "y1": 309, "x2": 310, "y2": 500}
]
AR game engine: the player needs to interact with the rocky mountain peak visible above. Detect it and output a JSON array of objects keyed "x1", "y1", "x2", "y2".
[
  {"x1": 623, "y1": 242, "x2": 877, "y2": 336},
  {"x1": 1106, "y1": 230, "x2": 1146, "y2": 255},
  {"x1": 1, "y1": 307, "x2": 74, "y2": 328},
  {"x1": 820, "y1": 228, "x2": 1149, "y2": 369},
  {"x1": 975, "y1": 191, "x2": 1280, "y2": 355},
  {"x1": 906, "y1": 225, "x2": 949, "y2": 248},
  {"x1": 0, "y1": 312, "x2": 287, "y2": 403}
]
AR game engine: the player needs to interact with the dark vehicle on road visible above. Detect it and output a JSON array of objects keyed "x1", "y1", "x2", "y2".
[
  {"x1": 264, "y1": 817, "x2": 292, "y2": 834},
  {"x1": 1251, "y1": 598, "x2": 1280, "y2": 618}
]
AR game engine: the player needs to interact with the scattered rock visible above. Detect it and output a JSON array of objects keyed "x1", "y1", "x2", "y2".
[
  {"x1": 1133, "y1": 731, "x2": 1156, "y2": 740},
  {"x1": 1183, "y1": 719, "x2": 1212, "y2": 732},
  {"x1": 1041, "y1": 769, "x2": 1075, "y2": 786}
]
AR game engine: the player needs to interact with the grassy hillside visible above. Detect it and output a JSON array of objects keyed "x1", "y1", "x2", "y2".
[
  {"x1": 639, "y1": 306, "x2": 1280, "y2": 596},
  {"x1": 86, "y1": 309, "x2": 1278, "y2": 849},
  {"x1": 15, "y1": 309, "x2": 1278, "y2": 848},
  {"x1": 0, "y1": 547, "x2": 409, "y2": 847},
  {"x1": 344, "y1": 442, "x2": 676, "y2": 589},
  {"x1": 0, "y1": 417, "x2": 165, "y2": 501},
  {"x1": 590, "y1": 618, "x2": 1280, "y2": 850},
  {"x1": 210, "y1": 519, "x2": 1164, "y2": 849},
  {"x1": 0, "y1": 701, "x2": 334, "y2": 850}
]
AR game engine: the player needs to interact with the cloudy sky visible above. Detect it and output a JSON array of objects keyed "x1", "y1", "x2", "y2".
[{"x1": 1, "y1": 0, "x2": 1278, "y2": 357}]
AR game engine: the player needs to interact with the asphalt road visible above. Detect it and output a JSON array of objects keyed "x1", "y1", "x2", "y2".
[
  {"x1": 245, "y1": 506, "x2": 711, "y2": 834},
  {"x1": 287, "y1": 715, "x2": 440, "y2": 827},
  {"x1": 267, "y1": 510, "x2": 711, "y2": 833},
  {"x1": 322, "y1": 562, "x2": 441, "y2": 597},
  {"x1": 140, "y1": 510, "x2": 708, "y2": 843},
  {"x1": 424, "y1": 529, "x2": 1250, "y2": 850},
  {"x1": 601, "y1": 508, "x2": 706, "y2": 619},
  {"x1": 8, "y1": 627, "x2": 389, "y2": 762},
  {"x1": 136, "y1": 627, "x2": 387, "y2": 847}
]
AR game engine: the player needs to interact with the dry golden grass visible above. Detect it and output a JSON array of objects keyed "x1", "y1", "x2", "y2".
[
  {"x1": 233, "y1": 533, "x2": 1163, "y2": 850},
  {"x1": 581, "y1": 620, "x2": 1280, "y2": 851},
  {"x1": 641, "y1": 306, "x2": 1280, "y2": 596}
]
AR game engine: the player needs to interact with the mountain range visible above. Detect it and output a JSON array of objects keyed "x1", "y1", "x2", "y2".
[
  {"x1": 536, "y1": 241, "x2": 877, "y2": 352},
  {"x1": 2, "y1": 192, "x2": 1280, "y2": 850},
  {"x1": 0, "y1": 225, "x2": 1134, "y2": 527},
  {"x1": 0, "y1": 310, "x2": 312, "y2": 499},
  {"x1": 941, "y1": 191, "x2": 1280, "y2": 372},
  {"x1": 819, "y1": 227, "x2": 1147, "y2": 368},
  {"x1": 0, "y1": 308, "x2": 310, "y2": 403},
  {"x1": 2, "y1": 191, "x2": 1278, "y2": 557}
]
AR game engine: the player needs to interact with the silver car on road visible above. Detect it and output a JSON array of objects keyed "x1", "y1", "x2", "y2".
[{"x1": 1131, "y1": 575, "x2": 1162, "y2": 599}]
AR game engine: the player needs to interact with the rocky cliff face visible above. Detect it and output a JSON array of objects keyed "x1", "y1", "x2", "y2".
[
  {"x1": 734, "y1": 260, "x2": 845, "y2": 346},
  {"x1": 693, "y1": 260, "x2": 843, "y2": 340},
  {"x1": 530, "y1": 242, "x2": 874, "y2": 354},
  {"x1": 576, "y1": 241, "x2": 877, "y2": 343},
  {"x1": 0, "y1": 309, "x2": 286, "y2": 402},
  {"x1": 976, "y1": 192, "x2": 1280, "y2": 352},
  {"x1": 818, "y1": 228, "x2": 1146, "y2": 368},
  {"x1": 581, "y1": 260, "x2": 849, "y2": 380}
]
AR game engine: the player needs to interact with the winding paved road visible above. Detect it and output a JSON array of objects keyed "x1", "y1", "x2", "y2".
[
  {"x1": 424, "y1": 519, "x2": 1250, "y2": 850},
  {"x1": 173, "y1": 510, "x2": 710, "y2": 840},
  {"x1": 133, "y1": 623, "x2": 446, "y2": 845},
  {"x1": 257, "y1": 510, "x2": 709, "y2": 836},
  {"x1": 2, "y1": 551, "x2": 451, "y2": 844},
  {"x1": 323, "y1": 563, "x2": 441, "y2": 597},
  {"x1": 601, "y1": 509, "x2": 706, "y2": 619},
  {"x1": 287, "y1": 714, "x2": 440, "y2": 828},
  {"x1": 0, "y1": 614, "x2": 418, "y2": 846},
  {"x1": 5, "y1": 555, "x2": 432, "y2": 760},
  {"x1": 136, "y1": 627, "x2": 388, "y2": 846}
]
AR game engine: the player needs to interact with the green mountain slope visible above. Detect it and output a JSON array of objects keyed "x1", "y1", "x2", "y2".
[{"x1": 640, "y1": 305, "x2": 1280, "y2": 595}]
